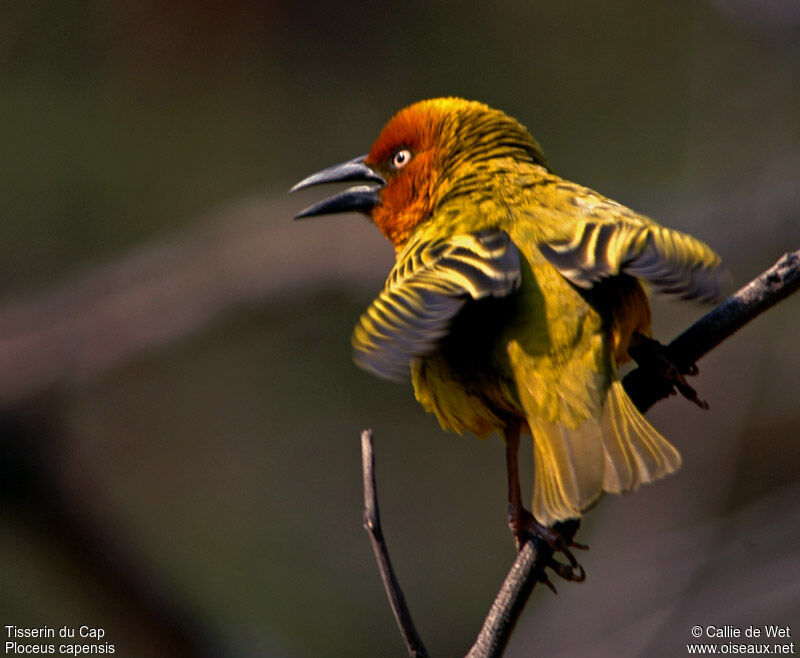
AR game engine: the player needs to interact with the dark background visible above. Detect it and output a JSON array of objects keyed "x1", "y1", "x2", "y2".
[{"x1": 1, "y1": 2, "x2": 798, "y2": 656}]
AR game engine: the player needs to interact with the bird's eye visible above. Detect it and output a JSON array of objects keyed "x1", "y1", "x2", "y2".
[{"x1": 391, "y1": 149, "x2": 412, "y2": 169}]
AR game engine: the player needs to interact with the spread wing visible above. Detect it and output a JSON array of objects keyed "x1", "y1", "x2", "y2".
[
  {"x1": 535, "y1": 192, "x2": 724, "y2": 302},
  {"x1": 352, "y1": 230, "x2": 521, "y2": 380}
]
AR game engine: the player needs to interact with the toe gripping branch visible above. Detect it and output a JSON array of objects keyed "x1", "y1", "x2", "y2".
[
  {"x1": 627, "y1": 333, "x2": 709, "y2": 410},
  {"x1": 510, "y1": 512, "x2": 587, "y2": 592},
  {"x1": 532, "y1": 519, "x2": 587, "y2": 593}
]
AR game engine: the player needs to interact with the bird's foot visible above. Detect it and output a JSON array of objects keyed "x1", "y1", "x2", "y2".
[
  {"x1": 628, "y1": 333, "x2": 708, "y2": 410},
  {"x1": 508, "y1": 510, "x2": 587, "y2": 587}
]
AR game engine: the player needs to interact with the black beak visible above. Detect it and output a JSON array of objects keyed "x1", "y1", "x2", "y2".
[{"x1": 290, "y1": 155, "x2": 386, "y2": 219}]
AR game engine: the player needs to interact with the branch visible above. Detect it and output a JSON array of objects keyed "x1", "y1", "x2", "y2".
[
  {"x1": 360, "y1": 249, "x2": 800, "y2": 657},
  {"x1": 361, "y1": 430, "x2": 429, "y2": 658},
  {"x1": 464, "y1": 520, "x2": 578, "y2": 658}
]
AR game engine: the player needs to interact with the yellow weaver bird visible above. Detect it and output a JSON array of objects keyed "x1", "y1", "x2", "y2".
[{"x1": 292, "y1": 98, "x2": 722, "y2": 557}]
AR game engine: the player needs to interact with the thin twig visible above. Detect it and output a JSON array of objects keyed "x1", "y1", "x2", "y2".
[
  {"x1": 361, "y1": 250, "x2": 800, "y2": 658},
  {"x1": 361, "y1": 429, "x2": 429, "y2": 658}
]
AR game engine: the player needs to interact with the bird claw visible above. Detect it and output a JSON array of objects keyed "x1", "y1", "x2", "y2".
[
  {"x1": 628, "y1": 333, "x2": 708, "y2": 409},
  {"x1": 546, "y1": 557, "x2": 586, "y2": 584},
  {"x1": 674, "y1": 378, "x2": 709, "y2": 410},
  {"x1": 536, "y1": 570, "x2": 559, "y2": 594},
  {"x1": 534, "y1": 559, "x2": 585, "y2": 594},
  {"x1": 509, "y1": 511, "x2": 587, "y2": 588}
]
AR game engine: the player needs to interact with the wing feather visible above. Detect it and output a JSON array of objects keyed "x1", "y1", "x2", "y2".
[
  {"x1": 539, "y1": 219, "x2": 724, "y2": 302},
  {"x1": 353, "y1": 230, "x2": 521, "y2": 380}
]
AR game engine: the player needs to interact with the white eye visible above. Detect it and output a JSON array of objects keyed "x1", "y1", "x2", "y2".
[{"x1": 391, "y1": 149, "x2": 412, "y2": 169}]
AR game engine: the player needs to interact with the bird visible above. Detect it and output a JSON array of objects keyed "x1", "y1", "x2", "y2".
[{"x1": 291, "y1": 98, "x2": 723, "y2": 567}]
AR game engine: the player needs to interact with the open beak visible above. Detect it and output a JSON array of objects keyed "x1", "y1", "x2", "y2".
[{"x1": 290, "y1": 155, "x2": 386, "y2": 219}]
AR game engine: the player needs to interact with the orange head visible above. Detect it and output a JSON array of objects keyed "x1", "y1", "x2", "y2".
[{"x1": 291, "y1": 98, "x2": 547, "y2": 248}]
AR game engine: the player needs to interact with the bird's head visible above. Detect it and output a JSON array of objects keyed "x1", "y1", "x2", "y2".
[{"x1": 291, "y1": 98, "x2": 547, "y2": 248}]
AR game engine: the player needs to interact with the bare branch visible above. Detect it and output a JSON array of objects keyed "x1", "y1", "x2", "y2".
[
  {"x1": 465, "y1": 520, "x2": 578, "y2": 658},
  {"x1": 361, "y1": 430, "x2": 429, "y2": 658},
  {"x1": 463, "y1": 540, "x2": 540, "y2": 658}
]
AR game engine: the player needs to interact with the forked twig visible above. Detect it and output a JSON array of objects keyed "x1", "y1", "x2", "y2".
[{"x1": 360, "y1": 249, "x2": 800, "y2": 657}]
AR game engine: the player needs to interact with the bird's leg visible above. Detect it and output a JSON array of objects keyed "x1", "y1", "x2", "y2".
[
  {"x1": 628, "y1": 332, "x2": 708, "y2": 409},
  {"x1": 504, "y1": 424, "x2": 586, "y2": 585},
  {"x1": 504, "y1": 422, "x2": 528, "y2": 551}
]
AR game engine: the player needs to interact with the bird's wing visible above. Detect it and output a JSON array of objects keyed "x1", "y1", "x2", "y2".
[
  {"x1": 352, "y1": 230, "x2": 521, "y2": 380},
  {"x1": 535, "y1": 194, "x2": 723, "y2": 301}
]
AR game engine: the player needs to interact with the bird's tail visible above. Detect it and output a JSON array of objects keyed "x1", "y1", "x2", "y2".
[
  {"x1": 598, "y1": 379, "x2": 682, "y2": 494},
  {"x1": 530, "y1": 379, "x2": 681, "y2": 526}
]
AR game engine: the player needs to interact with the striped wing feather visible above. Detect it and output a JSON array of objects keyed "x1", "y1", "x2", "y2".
[
  {"x1": 353, "y1": 230, "x2": 521, "y2": 380},
  {"x1": 539, "y1": 219, "x2": 723, "y2": 302}
]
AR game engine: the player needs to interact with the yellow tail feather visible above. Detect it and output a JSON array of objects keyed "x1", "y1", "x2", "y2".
[
  {"x1": 531, "y1": 379, "x2": 681, "y2": 525},
  {"x1": 599, "y1": 379, "x2": 681, "y2": 493}
]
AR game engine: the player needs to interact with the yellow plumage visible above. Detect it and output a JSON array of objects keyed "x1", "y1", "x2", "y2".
[{"x1": 293, "y1": 98, "x2": 723, "y2": 530}]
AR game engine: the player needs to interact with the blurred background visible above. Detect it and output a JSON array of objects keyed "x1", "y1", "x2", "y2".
[{"x1": 1, "y1": 1, "x2": 798, "y2": 656}]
